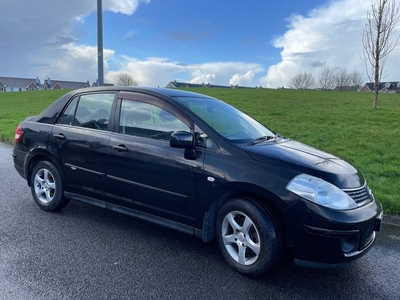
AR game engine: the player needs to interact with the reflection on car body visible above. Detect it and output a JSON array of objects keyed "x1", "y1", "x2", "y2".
[{"x1": 12, "y1": 87, "x2": 383, "y2": 277}]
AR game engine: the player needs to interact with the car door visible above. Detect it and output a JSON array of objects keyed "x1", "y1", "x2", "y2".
[
  {"x1": 106, "y1": 92, "x2": 203, "y2": 225},
  {"x1": 51, "y1": 92, "x2": 116, "y2": 200}
]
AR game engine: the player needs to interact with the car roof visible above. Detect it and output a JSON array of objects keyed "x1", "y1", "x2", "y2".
[
  {"x1": 34, "y1": 86, "x2": 217, "y2": 124},
  {"x1": 72, "y1": 86, "x2": 214, "y2": 99}
]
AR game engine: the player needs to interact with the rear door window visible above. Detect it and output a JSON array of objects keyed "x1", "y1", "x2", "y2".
[{"x1": 58, "y1": 93, "x2": 115, "y2": 130}]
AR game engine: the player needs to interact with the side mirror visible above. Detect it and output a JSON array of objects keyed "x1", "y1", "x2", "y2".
[
  {"x1": 170, "y1": 131, "x2": 194, "y2": 149},
  {"x1": 170, "y1": 131, "x2": 197, "y2": 160}
]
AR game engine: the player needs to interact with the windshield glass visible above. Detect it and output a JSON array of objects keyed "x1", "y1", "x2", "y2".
[{"x1": 173, "y1": 96, "x2": 275, "y2": 144}]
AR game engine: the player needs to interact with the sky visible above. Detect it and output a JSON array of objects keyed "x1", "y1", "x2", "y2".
[{"x1": 1, "y1": 0, "x2": 400, "y2": 88}]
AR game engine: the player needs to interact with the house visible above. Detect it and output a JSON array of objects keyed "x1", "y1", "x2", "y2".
[
  {"x1": 166, "y1": 80, "x2": 254, "y2": 89},
  {"x1": 0, "y1": 76, "x2": 106, "y2": 92},
  {"x1": 334, "y1": 86, "x2": 362, "y2": 92},
  {"x1": 0, "y1": 77, "x2": 41, "y2": 92},
  {"x1": 360, "y1": 82, "x2": 400, "y2": 94},
  {"x1": 42, "y1": 77, "x2": 91, "y2": 90}
]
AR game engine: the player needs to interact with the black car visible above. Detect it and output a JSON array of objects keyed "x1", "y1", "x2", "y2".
[{"x1": 13, "y1": 87, "x2": 383, "y2": 277}]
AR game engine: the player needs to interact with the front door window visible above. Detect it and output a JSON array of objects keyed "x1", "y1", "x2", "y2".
[{"x1": 119, "y1": 100, "x2": 190, "y2": 140}]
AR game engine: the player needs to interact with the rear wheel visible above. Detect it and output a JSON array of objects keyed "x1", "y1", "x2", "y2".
[
  {"x1": 30, "y1": 161, "x2": 70, "y2": 211},
  {"x1": 216, "y1": 198, "x2": 283, "y2": 277}
]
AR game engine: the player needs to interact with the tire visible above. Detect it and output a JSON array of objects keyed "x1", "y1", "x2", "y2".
[
  {"x1": 216, "y1": 198, "x2": 283, "y2": 277},
  {"x1": 30, "y1": 161, "x2": 70, "y2": 211}
]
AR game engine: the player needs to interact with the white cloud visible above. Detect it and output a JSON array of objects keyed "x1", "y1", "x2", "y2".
[
  {"x1": 0, "y1": 0, "x2": 149, "y2": 81},
  {"x1": 190, "y1": 74, "x2": 216, "y2": 84},
  {"x1": 103, "y1": 0, "x2": 150, "y2": 15},
  {"x1": 260, "y1": 0, "x2": 400, "y2": 88},
  {"x1": 230, "y1": 71, "x2": 255, "y2": 86},
  {"x1": 186, "y1": 62, "x2": 263, "y2": 86},
  {"x1": 106, "y1": 57, "x2": 184, "y2": 86},
  {"x1": 105, "y1": 57, "x2": 264, "y2": 87},
  {"x1": 32, "y1": 44, "x2": 115, "y2": 82}
]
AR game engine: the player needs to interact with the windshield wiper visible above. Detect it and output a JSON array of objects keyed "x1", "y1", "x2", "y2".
[{"x1": 250, "y1": 135, "x2": 275, "y2": 145}]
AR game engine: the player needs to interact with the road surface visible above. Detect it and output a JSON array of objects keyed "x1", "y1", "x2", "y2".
[{"x1": 1, "y1": 142, "x2": 399, "y2": 299}]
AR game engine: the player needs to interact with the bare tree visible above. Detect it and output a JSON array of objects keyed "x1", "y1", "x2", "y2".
[
  {"x1": 335, "y1": 68, "x2": 352, "y2": 91},
  {"x1": 288, "y1": 73, "x2": 303, "y2": 89},
  {"x1": 362, "y1": 0, "x2": 400, "y2": 109},
  {"x1": 318, "y1": 67, "x2": 363, "y2": 91},
  {"x1": 349, "y1": 69, "x2": 364, "y2": 91},
  {"x1": 288, "y1": 72, "x2": 315, "y2": 89},
  {"x1": 318, "y1": 66, "x2": 337, "y2": 90},
  {"x1": 114, "y1": 73, "x2": 138, "y2": 86}
]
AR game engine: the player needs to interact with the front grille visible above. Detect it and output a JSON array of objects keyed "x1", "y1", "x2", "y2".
[{"x1": 343, "y1": 185, "x2": 373, "y2": 207}]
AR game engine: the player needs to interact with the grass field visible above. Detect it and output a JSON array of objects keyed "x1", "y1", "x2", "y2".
[
  {"x1": 1, "y1": 88, "x2": 399, "y2": 215},
  {"x1": 0, "y1": 90, "x2": 68, "y2": 144}
]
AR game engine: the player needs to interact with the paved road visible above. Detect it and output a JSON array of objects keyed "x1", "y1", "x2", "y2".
[{"x1": 1, "y1": 142, "x2": 399, "y2": 300}]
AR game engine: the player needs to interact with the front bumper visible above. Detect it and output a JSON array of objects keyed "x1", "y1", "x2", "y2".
[{"x1": 283, "y1": 199, "x2": 383, "y2": 268}]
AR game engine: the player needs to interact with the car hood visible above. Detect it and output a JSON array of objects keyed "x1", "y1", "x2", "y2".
[{"x1": 243, "y1": 139, "x2": 365, "y2": 189}]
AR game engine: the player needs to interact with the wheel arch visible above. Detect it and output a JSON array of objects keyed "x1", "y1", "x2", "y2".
[
  {"x1": 201, "y1": 183, "x2": 288, "y2": 244},
  {"x1": 26, "y1": 149, "x2": 62, "y2": 187}
]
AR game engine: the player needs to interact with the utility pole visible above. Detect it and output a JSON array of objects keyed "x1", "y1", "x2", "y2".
[{"x1": 97, "y1": 0, "x2": 104, "y2": 86}]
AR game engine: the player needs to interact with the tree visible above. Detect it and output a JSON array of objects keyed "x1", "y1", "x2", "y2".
[
  {"x1": 349, "y1": 69, "x2": 364, "y2": 91},
  {"x1": 114, "y1": 73, "x2": 138, "y2": 86},
  {"x1": 288, "y1": 72, "x2": 315, "y2": 89},
  {"x1": 362, "y1": 0, "x2": 400, "y2": 109},
  {"x1": 318, "y1": 67, "x2": 363, "y2": 91},
  {"x1": 318, "y1": 66, "x2": 337, "y2": 90},
  {"x1": 335, "y1": 68, "x2": 352, "y2": 91}
]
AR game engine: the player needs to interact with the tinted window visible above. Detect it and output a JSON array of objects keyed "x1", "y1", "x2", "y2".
[
  {"x1": 119, "y1": 100, "x2": 189, "y2": 140},
  {"x1": 58, "y1": 93, "x2": 115, "y2": 130},
  {"x1": 173, "y1": 96, "x2": 275, "y2": 143},
  {"x1": 58, "y1": 96, "x2": 79, "y2": 126}
]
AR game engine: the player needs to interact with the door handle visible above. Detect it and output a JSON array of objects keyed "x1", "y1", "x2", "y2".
[
  {"x1": 112, "y1": 145, "x2": 129, "y2": 152},
  {"x1": 53, "y1": 133, "x2": 66, "y2": 140}
]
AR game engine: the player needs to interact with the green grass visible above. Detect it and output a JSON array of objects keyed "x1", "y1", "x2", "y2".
[
  {"x1": 0, "y1": 90, "x2": 70, "y2": 144},
  {"x1": 1, "y1": 88, "x2": 399, "y2": 215}
]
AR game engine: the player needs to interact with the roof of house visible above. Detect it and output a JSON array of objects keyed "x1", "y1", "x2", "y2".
[
  {"x1": 48, "y1": 80, "x2": 89, "y2": 89},
  {"x1": 363, "y1": 81, "x2": 400, "y2": 91},
  {"x1": 0, "y1": 76, "x2": 38, "y2": 87},
  {"x1": 166, "y1": 81, "x2": 256, "y2": 89},
  {"x1": 0, "y1": 76, "x2": 107, "y2": 90}
]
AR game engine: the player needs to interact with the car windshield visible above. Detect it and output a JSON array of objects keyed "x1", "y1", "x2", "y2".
[{"x1": 173, "y1": 96, "x2": 275, "y2": 144}]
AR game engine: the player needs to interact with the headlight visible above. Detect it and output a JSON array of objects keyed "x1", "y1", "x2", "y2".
[{"x1": 286, "y1": 174, "x2": 358, "y2": 210}]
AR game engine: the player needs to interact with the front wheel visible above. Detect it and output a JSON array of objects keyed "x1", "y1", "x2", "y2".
[
  {"x1": 30, "y1": 161, "x2": 70, "y2": 211},
  {"x1": 216, "y1": 198, "x2": 283, "y2": 277}
]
